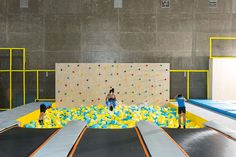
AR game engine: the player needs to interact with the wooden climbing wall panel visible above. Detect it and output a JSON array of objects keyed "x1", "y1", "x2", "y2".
[{"x1": 56, "y1": 63, "x2": 169, "y2": 108}]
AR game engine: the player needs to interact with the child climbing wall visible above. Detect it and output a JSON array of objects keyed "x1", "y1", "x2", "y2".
[{"x1": 56, "y1": 63, "x2": 169, "y2": 108}]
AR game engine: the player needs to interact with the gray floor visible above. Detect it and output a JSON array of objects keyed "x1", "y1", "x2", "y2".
[
  {"x1": 0, "y1": 127, "x2": 58, "y2": 157},
  {"x1": 0, "y1": 102, "x2": 41, "y2": 131},
  {"x1": 71, "y1": 128, "x2": 147, "y2": 157},
  {"x1": 137, "y1": 121, "x2": 186, "y2": 157},
  {"x1": 34, "y1": 121, "x2": 87, "y2": 157},
  {"x1": 164, "y1": 127, "x2": 236, "y2": 157},
  {"x1": 205, "y1": 121, "x2": 236, "y2": 140}
]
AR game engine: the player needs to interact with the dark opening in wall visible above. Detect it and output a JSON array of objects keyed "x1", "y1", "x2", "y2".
[
  {"x1": 190, "y1": 73, "x2": 207, "y2": 99},
  {"x1": 170, "y1": 72, "x2": 187, "y2": 99}
]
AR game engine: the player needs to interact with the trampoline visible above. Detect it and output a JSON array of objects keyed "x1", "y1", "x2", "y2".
[
  {"x1": 163, "y1": 128, "x2": 236, "y2": 157},
  {"x1": 0, "y1": 127, "x2": 58, "y2": 157},
  {"x1": 69, "y1": 127, "x2": 150, "y2": 157}
]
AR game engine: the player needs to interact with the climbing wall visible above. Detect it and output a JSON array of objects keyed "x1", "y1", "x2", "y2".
[{"x1": 56, "y1": 63, "x2": 169, "y2": 108}]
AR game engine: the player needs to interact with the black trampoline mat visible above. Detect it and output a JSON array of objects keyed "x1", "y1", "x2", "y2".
[
  {"x1": 72, "y1": 128, "x2": 146, "y2": 157},
  {"x1": 0, "y1": 127, "x2": 58, "y2": 157},
  {"x1": 163, "y1": 128, "x2": 236, "y2": 157}
]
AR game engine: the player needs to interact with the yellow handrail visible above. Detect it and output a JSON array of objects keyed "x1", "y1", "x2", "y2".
[
  {"x1": 170, "y1": 70, "x2": 209, "y2": 100},
  {"x1": 23, "y1": 48, "x2": 26, "y2": 105},
  {"x1": 36, "y1": 70, "x2": 39, "y2": 99},
  {"x1": 9, "y1": 48, "x2": 12, "y2": 109}
]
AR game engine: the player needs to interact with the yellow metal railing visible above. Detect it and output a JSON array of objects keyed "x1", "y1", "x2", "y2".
[
  {"x1": 10, "y1": 48, "x2": 12, "y2": 109},
  {"x1": 0, "y1": 48, "x2": 209, "y2": 110},
  {"x1": 0, "y1": 48, "x2": 55, "y2": 110},
  {"x1": 208, "y1": 36, "x2": 236, "y2": 101},
  {"x1": 170, "y1": 70, "x2": 209, "y2": 101},
  {"x1": 34, "y1": 99, "x2": 56, "y2": 102},
  {"x1": 210, "y1": 37, "x2": 236, "y2": 59}
]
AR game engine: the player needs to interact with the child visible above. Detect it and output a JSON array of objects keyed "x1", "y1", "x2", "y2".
[
  {"x1": 38, "y1": 102, "x2": 52, "y2": 125},
  {"x1": 106, "y1": 88, "x2": 117, "y2": 111},
  {"x1": 175, "y1": 94, "x2": 187, "y2": 129}
]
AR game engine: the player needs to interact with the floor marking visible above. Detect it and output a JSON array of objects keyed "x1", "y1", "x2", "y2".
[
  {"x1": 68, "y1": 127, "x2": 87, "y2": 157},
  {"x1": 29, "y1": 129, "x2": 60, "y2": 157},
  {"x1": 160, "y1": 128, "x2": 190, "y2": 157},
  {"x1": 135, "y1": 127, "x2": 151, "y2": 157},
  {"x1": 208, "y1": 127, "x2": 236, "y2": 142},
  {"x1": 0, "y1": 125, "x2": 18, "y2": 134}
]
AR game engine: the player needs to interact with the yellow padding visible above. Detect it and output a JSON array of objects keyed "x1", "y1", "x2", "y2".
[
  {"x1": 17, "y1": 103, "x2": 56, "y2": 127},
  {"x1": 168, "y1": 103, "x2": 207, "y2": 127}
]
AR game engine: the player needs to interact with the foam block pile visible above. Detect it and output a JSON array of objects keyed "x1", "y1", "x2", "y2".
[{"x1": 25, "y1": 105, "x2": 199, "y2": 129}]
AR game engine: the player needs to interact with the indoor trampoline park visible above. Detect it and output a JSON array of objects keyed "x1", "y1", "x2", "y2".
[{"x1": 0, "y1": 0, "x2": 236, "y2": 157}]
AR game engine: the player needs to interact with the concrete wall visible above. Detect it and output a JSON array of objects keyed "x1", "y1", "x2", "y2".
[
  {"x1": 1, "y1": 0, "x2": 235, "y2": 69},
  {"x1": 1, "y1": 0, "x2": 236, "y2": 106}
]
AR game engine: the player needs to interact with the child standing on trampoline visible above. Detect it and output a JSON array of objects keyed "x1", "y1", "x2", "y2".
[
  {"x1": 106, "y1": 88, "x2": 117, "y2": 111},
  {"x1": 38, "y1": 102, "x2": 52, "y2": 125},
  {"x1": 175, "y1": 94, "x2": 187, "y2": 129}
]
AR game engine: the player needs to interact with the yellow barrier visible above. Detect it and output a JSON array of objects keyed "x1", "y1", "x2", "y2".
[
  {"x1": 16, "y1": 103, "x2": 56, "y2": 127},
  {"x1": 170, "y1": 70, "x2": 209, "y2": 99},
  {"x1": 17, "y1": 109, "x2": 40, "y2": 127},
  {"x1": 168, "y1": 103, "x2": 207, "y2": 127}
]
